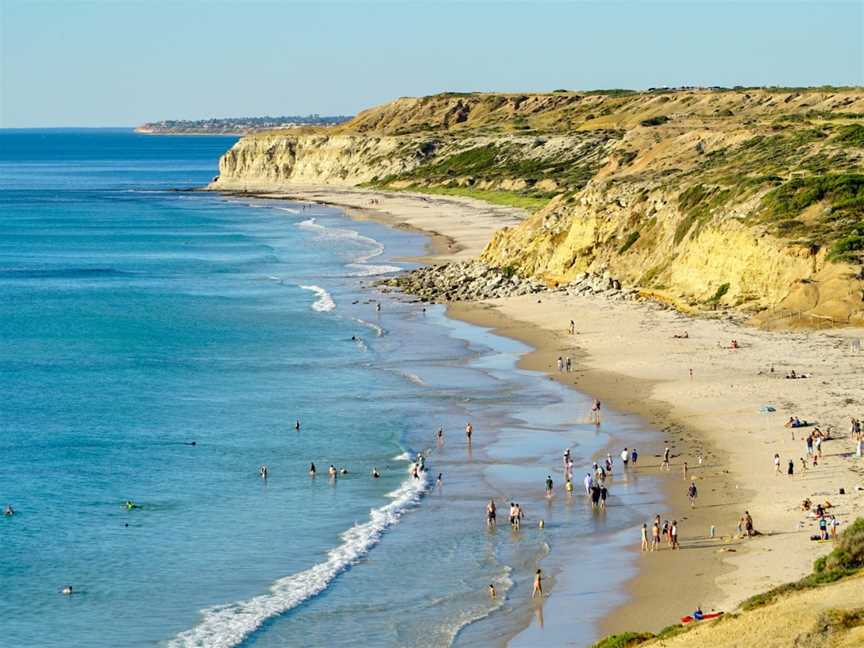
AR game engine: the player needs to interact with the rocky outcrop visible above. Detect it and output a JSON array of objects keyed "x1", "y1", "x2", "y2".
[
  {"x1": 378, "y1": 262, "x2": 639, "y2": 304},
  {"x1": 378, "y1": 262, "x2": 547, "y2": 302}
]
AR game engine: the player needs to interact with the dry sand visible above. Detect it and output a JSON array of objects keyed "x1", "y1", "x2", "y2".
[{"x1": 225, "y1": 185, "x2": 864, "y2": 642}]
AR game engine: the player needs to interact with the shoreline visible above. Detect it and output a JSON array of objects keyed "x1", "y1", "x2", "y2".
[{"x1": 212, "y1": 184, "x2": 864, "y2": 644}]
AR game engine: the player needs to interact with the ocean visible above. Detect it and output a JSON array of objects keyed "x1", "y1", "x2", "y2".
[{"x1": 0, "y1": 129, "x2": 658, "y2": 647}]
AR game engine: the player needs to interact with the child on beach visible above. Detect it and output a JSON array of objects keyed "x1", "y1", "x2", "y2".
[{"x1": 641, "y1": 523, "x2": 649, "y2": 552}]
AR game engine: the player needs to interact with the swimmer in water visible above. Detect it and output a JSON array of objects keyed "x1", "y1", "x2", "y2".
[
  {"x1": 124, "y1": 500, "x2": 140, "y2": 511},
  {"x1": 259, "y1": 465, "x2": 269, "y2": 480},
  {"x1": 295, "y1": 420, "x2": 301, "y2": 431},
  {"x1": 340, "y1": 468, "x2": 348, "y2": 475},
  {"x1": 328, "y1": 465, "x2": 337, "y2": 479},
  {"x1": 61, "y1": 585, "x2": 73, "y2": 596},
  {"x1": 436, "y1": 473, "x2": 443, "y2": 488},
  {"x1": 489, "y1": 584, "x2": 496, "y2": 599},
  {"x1": 376, "y1": 303, "x2": 381, "y2": 312},
  {"x1": 372, "y1": 467, "x2": 380, "y2": 479},
  {"x1": 309, "y1": 462, "x2": 316, "y2": 477},
  {"x1": 3, "y1": 504, "x2": 14, "y2": 517}
]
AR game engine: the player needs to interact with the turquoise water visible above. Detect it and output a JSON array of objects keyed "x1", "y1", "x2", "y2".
[{"x1": 0, "y1": 130, "x2": 659, "y2": 647}]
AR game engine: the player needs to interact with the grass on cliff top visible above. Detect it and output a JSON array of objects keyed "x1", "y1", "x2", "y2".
[
  {"x1": 384, "y1": 142, "x2": 605, "y2": 192},
  {"x1": 590, "y1": 518, "x2": 864, "y2": 648},
  {"x1": 374, "y1": 184, "x2": 554, "y2": 212}
]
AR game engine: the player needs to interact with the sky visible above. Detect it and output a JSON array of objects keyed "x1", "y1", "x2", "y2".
[{"x1": 1, "y1": 0, "x2": 862, "y2": 127}]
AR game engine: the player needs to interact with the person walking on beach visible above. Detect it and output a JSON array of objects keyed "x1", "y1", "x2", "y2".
[
  {"x1": 773, "y1": 453, "x2": 781, "y2": 474},
  {"x1": 545, "y1": 475, "x2": 554, "y2": 497},
  {"x1": 465, "y1": 422, "x2": 473, "y2": 444},
  {"x1": 565, "y1": 357, "x2": 572, "y2": 372},
  {"x1": 671, "y1": 520, "x2": 680, "y2": 549},
  {"x1": 557, "y1": 357, "x2": 564, "y2": 372},
  {"x1": 688, "y1": 480, "x2": 698, "y2": 508},
  {"x1": 641, "y1": 523, "x2": 649, "y2": 552},
  {"x1": 787, "y1": 459, "x2": 794, "y2": 476},
  {"x1": 532, "y1": 569, "x2": 543, "y2": 598},
  {"x1": 631, "y1": 448, "x2": 638, "y2": 465},
  {"x1": 651, "y1": 519, "x2": 661, "y2": 551},
  {"x1": 661, "y1": 447, "x2": 671, "y2": 471},
  {"x1": 621, "y1": 448, "x2": 629, "y2": 468},
  {"x1": 682, "y1": 461, "x2": 688, "y2": 479},
  {"x1": 569, "y1": 319, "x2": 575, "y2": 335}
]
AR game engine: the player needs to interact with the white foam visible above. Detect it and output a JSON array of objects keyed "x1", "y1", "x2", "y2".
[
  {"x1": 345, "y1": 263, "x2": 401, "y2": 277},
  {"x1": 297, "y1": 217, "x2": 320, "y2": 230},
  {"x1": 353, "y1": 318, "x2": 385, "y2": 338},
  {"x1": 276, "y1": 207, "x2": 301, "y2": 214},
  {"x1": 392, "y1": 452, "x2": 412, "y2": 461},
  {"x1": 168, "y1": 473, "x2": 429, "y2": 648},
  {"x1": 402, "y1": 371, "x2": 427, "y2": 387},
  {"x1": 295, "y1": 218, "x2": 397, "y2": 276},
  {"x1": 299, "y1": 285, "x2": 335, "y2": 312}
]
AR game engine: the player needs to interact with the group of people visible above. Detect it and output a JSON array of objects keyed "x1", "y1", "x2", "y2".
[
  {"x1": 641, "y1": 515, "x2": 680, "y2": 551},
  {"x1": 556, "y1": 356, "x2": 572, "y2": 372},
  {"x1": 485, "y1": 499, "x2": 527, "y2": 530}
]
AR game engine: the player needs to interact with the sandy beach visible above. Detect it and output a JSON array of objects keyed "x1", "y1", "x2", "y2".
[{"x1": 232, "y1": 185, "x2": 864, "y2": 642}]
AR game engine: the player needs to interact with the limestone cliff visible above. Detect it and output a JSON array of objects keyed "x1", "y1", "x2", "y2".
[{"x1": 211, "y1": 89, "x2": 864, "y2": 326}]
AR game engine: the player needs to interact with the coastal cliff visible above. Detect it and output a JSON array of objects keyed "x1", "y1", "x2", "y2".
[{"x1": 212, "y1": 89, "x2": 864, "y2": 326}]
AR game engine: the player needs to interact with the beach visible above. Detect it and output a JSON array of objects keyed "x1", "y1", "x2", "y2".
[{"x1": 261, "y1": 185, "x2": 864, "y2": 642}]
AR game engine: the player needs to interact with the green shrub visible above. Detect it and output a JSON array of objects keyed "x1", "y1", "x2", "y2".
[
  {"x1": 708, "y1": 282, "x2": 730, "y2": 303},
  {"x1": 589, "y1": 631, "x2": 655, "y2": 648},
  {"x1": 835, "y1": 124, "x2": 864, "y2": 147},
  {"x1": 640, "y1": 115, "x2": 669, "y2": 127},
  {"x1": 618, "y1": 231, "x2": 641, "y2": 253}
]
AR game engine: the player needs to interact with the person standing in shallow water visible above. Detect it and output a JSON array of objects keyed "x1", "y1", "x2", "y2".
[
  {"x1": 532, "y1": 569, "x2": 543, "y2": 598},
  {"x1": 465, "y1": 422, "x2": 473, "y2": 443},
  {"x1": 545, "y1": 475, "x2": 554, "y2": 497},
  {"x1": 487, "y1": 499, "x2": 497, "y2": 527},
  {"x1": 640, "y1": 523, "x2": 649, "y2": 552}
]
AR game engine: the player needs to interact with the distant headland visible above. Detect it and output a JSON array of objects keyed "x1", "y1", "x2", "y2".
[{"x1": 136, "y1": 114, "x2": 352, "y2": 135}]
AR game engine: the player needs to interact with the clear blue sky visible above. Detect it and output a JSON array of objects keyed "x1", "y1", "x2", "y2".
[{"x1": 1, "y1": 0, "x2": 861, "y2": 127}]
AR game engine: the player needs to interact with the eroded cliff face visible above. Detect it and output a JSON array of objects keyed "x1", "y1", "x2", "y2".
[{"x1": 211, "y1": 89, "x2": 864, "y2": 326}]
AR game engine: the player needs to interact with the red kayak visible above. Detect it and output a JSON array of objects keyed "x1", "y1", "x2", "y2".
[{"x1": 680, "y1": 612, "x2": 723, "y2": 624}]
